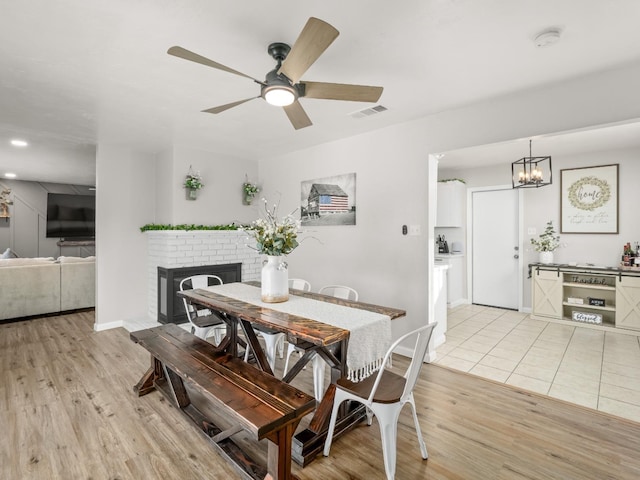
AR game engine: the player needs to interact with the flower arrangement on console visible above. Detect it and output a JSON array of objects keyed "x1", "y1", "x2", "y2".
[
  {"x1": 531, "y1": 221, "x2": 560, "y2": 252},
  {"x1": 242, "y1": 199, "x2": 300, "y2": 256}
]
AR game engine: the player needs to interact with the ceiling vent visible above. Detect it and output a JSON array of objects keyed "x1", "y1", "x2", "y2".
[{"x1": 349, "y1": 105, "x2": 388, "y2": 119}]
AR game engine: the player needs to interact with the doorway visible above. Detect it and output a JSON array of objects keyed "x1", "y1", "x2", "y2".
[{"x1": 470, "y1": 186, "x2": 521, "y2": 310}]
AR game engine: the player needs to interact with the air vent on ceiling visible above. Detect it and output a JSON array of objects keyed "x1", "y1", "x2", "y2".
[{"x1": 349, "y1": 105, "x2": 388, "y2": 119}]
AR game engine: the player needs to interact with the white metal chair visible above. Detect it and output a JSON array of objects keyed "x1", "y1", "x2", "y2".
[
  {"x1": 289, "y1": 278, "x2": 311, "y2": 292},
  {"x1": 180, "y1": 275, "x2": 250, "y2": 361},
  {"x1": 319, "y1": 285, "x2": 359, "y2": 301},
  {"x1": 323, "y1": 323, "x2": 437, "y2": 480},
  {"x1": 179, "y1": 275, "x2": 226, "y2": 343},
  {"x1": 253, "y1": 327, "x2": 285, "y2": 373}
]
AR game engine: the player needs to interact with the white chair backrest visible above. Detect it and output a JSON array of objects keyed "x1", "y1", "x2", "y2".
[
  {"x1": 367, "y1": 323, "x2": 437, "y2": 404},
  {"x1": 289, "y1": 278, "x2": 311, "y2": 292},
  {"x1": 180, "y1": 274, "x2": 223, "y2": 291},
  {"x1": 179, "y1": 275, "x2": 223, "y2": 314},
  {"x1": 319, "y1": 285, "x2": 358, "y2": 301}
]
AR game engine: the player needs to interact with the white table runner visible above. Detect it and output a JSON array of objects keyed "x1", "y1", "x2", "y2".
[{"x1": 203, "y1": 283, "x2": 392, "y2": 382}]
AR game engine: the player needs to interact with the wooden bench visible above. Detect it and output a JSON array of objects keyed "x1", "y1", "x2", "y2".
[{"x1": 130, "y1": 324, "x2": 316, "y2": 480}]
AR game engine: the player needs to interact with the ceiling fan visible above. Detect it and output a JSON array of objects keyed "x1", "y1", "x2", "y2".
[{"x1": 167, "y1": 17, "x2": 383, "y2": 130}]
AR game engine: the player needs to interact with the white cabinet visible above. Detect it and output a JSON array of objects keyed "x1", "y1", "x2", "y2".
[
  {"x1": 616, "y1": 275, "x2": 640, "y2": 330},
  {"x1": 435, "y1": 255, "x2": 465, "y2": 306},
  {"x1": 531, "y1": 269, "x2": 563, "y2": 319},
  {"x1": 531, "y1": 265, "x2": 640, "y2": 331},
  {"x1": 436, "y1": 181, "x2": 465, "y2": 227},
  {"x1": 432, "y1": 264, "x2": 448, "y2": 349}
]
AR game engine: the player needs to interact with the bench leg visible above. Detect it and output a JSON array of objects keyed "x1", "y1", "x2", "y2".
[
  {"x1": 163, "y1": 364, "x2": 191, "y2": 408},
  {"x1": 133, "y1": 357, "x2": 164, "y2": 396},
  {"x1": 266, "y1": 421, "x2": 300, "y2": 480}
]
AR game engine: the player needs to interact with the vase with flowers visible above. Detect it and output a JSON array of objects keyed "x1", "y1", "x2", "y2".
[
  {"x1": 184, "y1": 166, "x2": 204, "y2": 200},
  {"x1": 242, "y1": 199, "x2": 300, "y2": 302},
  {"x1": 531, "y1": 221, "x2": 560, "y2": 264}
]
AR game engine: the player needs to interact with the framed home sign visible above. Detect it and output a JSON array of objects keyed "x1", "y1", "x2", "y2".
[{"x1": 560, "y1": 164, "x2": 619, "y2": 234}]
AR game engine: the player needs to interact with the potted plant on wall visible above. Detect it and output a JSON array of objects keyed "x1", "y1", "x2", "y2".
[
  {"x1": 242, "y1": 179, "x2": 259, "y2": 205},
  {"x1": 531, "y1": 221, "x2": 560, "y2": 264},
  {"x1": 184, "y1": 166, "x2": 204, "y2": 200}
]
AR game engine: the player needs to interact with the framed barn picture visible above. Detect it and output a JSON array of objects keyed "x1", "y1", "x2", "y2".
[
  {"x1": 300, "y1": 173, "x2": 356, "y2": 226},
  {"x1": 560, "y1": 164, "x2": 619, "y2": 234}
]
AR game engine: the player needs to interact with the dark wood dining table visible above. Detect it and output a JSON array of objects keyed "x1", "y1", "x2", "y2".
[{"x1": 177, "y1": 281, "x2": 406, "y2": 466}]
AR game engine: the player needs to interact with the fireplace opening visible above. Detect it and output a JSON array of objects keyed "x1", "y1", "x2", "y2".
[{"x1": 157, "y1": 263, "x2": 241, "y2": 324}]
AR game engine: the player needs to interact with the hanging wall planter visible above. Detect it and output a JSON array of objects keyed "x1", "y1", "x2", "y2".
[
  {"x1": 242, "y1": 177, "x2": 259, "y2": 205},
  {"x1": 183, "y1": 165, "x2": 204, "y2": 201},
  {"x1": 186, "y1": 188, "x2": 199, "y2": 201}
]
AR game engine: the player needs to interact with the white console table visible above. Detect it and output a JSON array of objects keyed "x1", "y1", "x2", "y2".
[{"x1": 530, "y1": 263, "x2": 640, "y2": 331}]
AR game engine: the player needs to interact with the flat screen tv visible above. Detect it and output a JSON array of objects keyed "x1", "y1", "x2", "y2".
[{"x1": 46, "y1": 193, "x2": 96, "y2": 239}]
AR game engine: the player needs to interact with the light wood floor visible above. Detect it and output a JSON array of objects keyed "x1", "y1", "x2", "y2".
[{"x1": 1, "y1": 311, "x2": 639, "y2": 480}]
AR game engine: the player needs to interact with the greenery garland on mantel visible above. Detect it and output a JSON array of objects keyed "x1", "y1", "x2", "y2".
[{"x1": 139, "y1": 223, "x2": 241, "y2": 232}]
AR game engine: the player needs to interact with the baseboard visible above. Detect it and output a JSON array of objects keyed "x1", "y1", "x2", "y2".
[
  {"x1": 93, "y1": 320, "x2": 124, "y2": 331},
  {"x1": 448, "y1": 298, "x2": 469, "y2": 308},
  {"x1": 520, "y1": 307, "x2": 532, "y2": 314},
  {"x1": 393, "y1": 344, "x2": 438, "y2": 364}
]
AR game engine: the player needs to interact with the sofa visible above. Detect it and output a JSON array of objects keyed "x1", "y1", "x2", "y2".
[{"x1": 0, "y1": 256, "x2": 95, "y2": 321}]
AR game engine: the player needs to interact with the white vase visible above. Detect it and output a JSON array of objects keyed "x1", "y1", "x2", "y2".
[
  {"x1": 539, "y1": 251, "x2": 554, "y2": 264},
  {"x1": 261, "y1": 255, "x2": 289, "y2": 303}
]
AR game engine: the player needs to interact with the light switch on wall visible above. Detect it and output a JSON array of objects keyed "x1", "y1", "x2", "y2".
[
  {"x1": 527, "y1": 227, "x2": 537, "y2": 235},
  {"x1": 409, "y1": 225, "x2": 421, "y2": 236}
]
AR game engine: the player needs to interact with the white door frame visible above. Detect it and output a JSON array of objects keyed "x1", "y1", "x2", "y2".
[{"x1": 466, "y1": 185, "x2": 524, "y2": 311}]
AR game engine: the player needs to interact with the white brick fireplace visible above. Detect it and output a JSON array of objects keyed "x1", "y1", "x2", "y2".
[{"x1": 145, "y1": 230, "x2": 261, "y2": 319}]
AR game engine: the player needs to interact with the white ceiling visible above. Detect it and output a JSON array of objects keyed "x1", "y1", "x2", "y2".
[{"x1": 2, "y1": 0, "x2": 640, "y2": 183}]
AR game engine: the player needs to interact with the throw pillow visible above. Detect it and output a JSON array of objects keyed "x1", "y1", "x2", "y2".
[
  {"x1": 57, "y1": 256, "x2": 96, "y2": 263},
  {"x1": 0, "y1": 247, "x2": 19, "y2": 259}
]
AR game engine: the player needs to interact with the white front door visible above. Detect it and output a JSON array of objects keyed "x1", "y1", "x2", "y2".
[{"x1": 471, "y1": 188, "x2": 519, "y2": 309}]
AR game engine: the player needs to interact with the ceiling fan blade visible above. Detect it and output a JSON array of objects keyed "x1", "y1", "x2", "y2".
[
  {"x1": 277, "y1": 17, "x2": 339, "y2": 84},
  {"x1": 302, "y1": 81, "x2": 383, "y2": 103},
  {"x1": 283, "y1": 101, "x2": 312, "y2": 130},
  {"x1": 168, "y1": 46, "x2": 260, "y2": 82},
  {"x1": 202, "y1": 97, "x2": 259, "y2": 114}
]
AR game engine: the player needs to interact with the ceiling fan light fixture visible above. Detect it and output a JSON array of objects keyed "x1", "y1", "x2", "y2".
[{"x1": 264, "y1": 86, "x2": 296, "y2": 106}]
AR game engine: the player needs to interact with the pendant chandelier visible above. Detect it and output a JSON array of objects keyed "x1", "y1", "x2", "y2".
[{"x1": 511, "y1": 139, "x2": 552, "y2": 188}]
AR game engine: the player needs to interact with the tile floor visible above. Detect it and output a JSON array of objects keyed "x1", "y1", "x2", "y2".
[{"x1": 434, "y1": 304, "x2": 640, "y2": 423}]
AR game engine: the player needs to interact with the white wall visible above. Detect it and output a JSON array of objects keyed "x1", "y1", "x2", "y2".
[
  {"x1": 154, "y1": 148, "x2": 174, "y2": 224},
  {"x1": 419, "y1": 61, "x2": 640, "y2": 154},
  {"x1": 259, "y1": 120, "x2": 432, "y2": 343},
  {"x1": 95, "y1": 144, "x2": 155, "y2": 329},
  {"x1": 93, "y1": 60, "x2": 640, "y2": 336},
  {"x1": 443, "y1": 147, "x2": 640, "y2": 309},
  {"x1": 169, "y1": 146, "x2": 259, "y2": 225}
]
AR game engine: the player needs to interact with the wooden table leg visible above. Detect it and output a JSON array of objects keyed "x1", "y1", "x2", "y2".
[
  {"x1": 291, "y1": 338, "x2": 366, "y2": 466},
  {"x1": 240, "y1": 319, "x2": 274, "y2": 376},
  {"x1": 266, "y1": 421, "x2": 301, "y2": 480}
]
